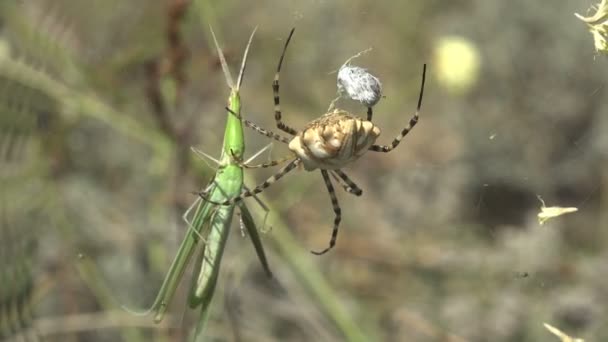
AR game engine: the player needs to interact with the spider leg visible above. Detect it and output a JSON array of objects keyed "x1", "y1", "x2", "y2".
[
  {"x1": 369, "y1": 64, "x2": 426, "y2": 153},
  {"x1": 273, "y1": 28, "x2": 298, "y2": 136},
  {"x1": 230, "y1": 148, "x2": 294, "y2": 169},
  {"x1": 330, "y1": 170, "x2": 363, "y2": 196},
  {"x1": 366, "y1": 107, "x2": 373, "y2": 121},
  {"x1": 224, "y1": 106, "x2": 292, "y2": 145},
  {"x1": 329, "y1": 172, "x2": 354, "y2": 194},
  {"x1": 243, "y1": 119, "x2": 291, "y2": 145},
  {"x1": 198, "y1": 159, "x2": 300, "y2": 205},
  {"x1": 312, "y1": 170, "x2": 342, "y2": 255}
]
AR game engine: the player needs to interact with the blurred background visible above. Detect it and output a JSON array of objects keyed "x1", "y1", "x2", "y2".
[{"x1": 1, "y1": 0, "x2": 607, "y2": 341}]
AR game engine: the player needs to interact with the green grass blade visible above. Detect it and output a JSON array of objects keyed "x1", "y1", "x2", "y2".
[
  {"x1": 151, "y1": 199, "x2": 215, "y2": 322},
  {"x1": 239, "y1": 202, "x2": 272, "y2": 277},
  {"x1": 121, "y1": 187, "x2": 215, "y2": 323}
]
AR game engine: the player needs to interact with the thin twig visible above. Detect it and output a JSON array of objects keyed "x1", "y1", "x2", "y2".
[{"x1": 166, "y1": 0, "x2": 191, "y2": 100}]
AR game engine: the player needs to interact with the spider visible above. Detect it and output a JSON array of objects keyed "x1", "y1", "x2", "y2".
[{"x1": 201, "y1": 28, "x2": 427, "y2": 255}]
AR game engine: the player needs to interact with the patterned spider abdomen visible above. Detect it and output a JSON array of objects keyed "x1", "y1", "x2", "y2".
[
  {"x1": 337, "y1": 64, "x2": 383, "y2": 107},
  {"x1": 288, "y1": 109, "x2": 380, "y2": 171}
]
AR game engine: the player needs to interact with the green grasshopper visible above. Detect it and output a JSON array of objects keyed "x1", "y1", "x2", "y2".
[{"x1": 125, "y1": 27, "x2": 271, "y2": 324}]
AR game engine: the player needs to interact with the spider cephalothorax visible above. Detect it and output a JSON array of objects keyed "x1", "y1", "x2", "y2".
[
  {"x1": 289, "y1": 109, "x2": 381, "y2": 171},
  {"x1": 201, "y1": 28, "x2": 426, "y2": 255}
]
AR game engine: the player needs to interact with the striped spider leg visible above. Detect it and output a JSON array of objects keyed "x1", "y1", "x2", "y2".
[
  {"x1": 273, "y1": 28, "x2": 298, "y2": 136},
  {"x1": 199, "y1": 28, "x2": 427, "y2": 255},
  {"x1": 330, "y1": 169, "x2": 363, "y2": 196},
  {"x1": 368, "y1": 64, "x2": 426, "y2": 153},
  {"x1": 223, "y1": 107, "x2": 364, "y2": 256}
]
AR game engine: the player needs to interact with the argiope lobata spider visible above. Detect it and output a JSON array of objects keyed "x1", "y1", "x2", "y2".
[{"x1": 200, "y1": 28, "x2": 427, "y2": 255}]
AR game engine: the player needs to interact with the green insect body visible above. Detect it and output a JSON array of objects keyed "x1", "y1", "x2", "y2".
[
  {"x1": 126, "y1": 28, "x2": 271, "y2": 325},
  {"x1": 188, "y1": 90, "x2": 244, "y2": 307}
]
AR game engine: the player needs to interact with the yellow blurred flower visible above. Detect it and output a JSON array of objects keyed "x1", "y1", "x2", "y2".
[{"x1": 433, "y1": 36, "x2": 481, "y2": 94}]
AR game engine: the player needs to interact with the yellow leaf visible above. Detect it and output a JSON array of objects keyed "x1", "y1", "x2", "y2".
[{"x1": 537, "y1": 196, "x2": 578, "y2": 225}]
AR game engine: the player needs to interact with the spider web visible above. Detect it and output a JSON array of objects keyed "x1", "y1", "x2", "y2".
[{"x1": 1, "y1": 0, "x2": 607, "y2": 341}]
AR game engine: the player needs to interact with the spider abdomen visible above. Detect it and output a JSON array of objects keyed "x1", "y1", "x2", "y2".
[{"x1": 288, "y1": 108, "x2": 380, "y2": 171}]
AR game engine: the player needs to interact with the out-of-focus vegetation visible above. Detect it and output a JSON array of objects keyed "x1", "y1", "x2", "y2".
[
  {"x1": 1, "y1": 0, "x2": 608, "y2": 341},
  {"x1": 576, "y1": 0, "x2": 608, "y2": 55}
]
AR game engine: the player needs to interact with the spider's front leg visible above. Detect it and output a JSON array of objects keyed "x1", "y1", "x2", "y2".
[
  {"x1": 369, "y1": 64, "x2": 427, "y2": 153},
  {"x1": 229, "y1": 148, "x2": 294, "y2": 169},
  {"x1": 272, "y1": 28, "x2": 298, "y2": 136},
  {"x1": 243, "y1": 119, "x2": 291, "y2": 144},
  {"x1": 224, "y1": 106, "x2": 291, "y2": 145},
  {"x1": 368, "y1": 112, "x2": 419, "y2": 152},
  {"x1": 198, "y1": 159, "x2": 300, "y2": 205}
]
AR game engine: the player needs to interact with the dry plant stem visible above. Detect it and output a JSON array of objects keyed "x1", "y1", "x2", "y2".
[
  {"x1": 145, "y1": 0, "x2": 194, "y2": 226},
  {"x1": 166, "y1": 0, "x2": 191, "y2": 99}
]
